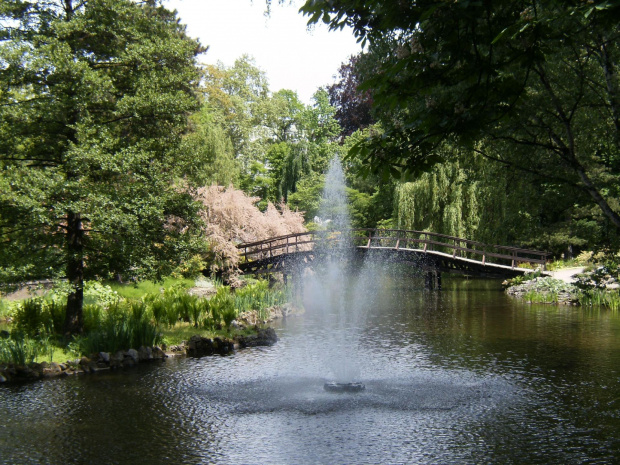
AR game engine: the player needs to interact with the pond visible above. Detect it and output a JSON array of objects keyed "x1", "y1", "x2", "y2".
[{"x1": 1, "y1": 277, "x2": 619, "y2": 464}]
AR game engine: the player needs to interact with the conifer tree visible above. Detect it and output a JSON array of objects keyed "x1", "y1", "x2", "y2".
[{"x1": 0, "y1": 0, "x2": 203, "y2": 334}]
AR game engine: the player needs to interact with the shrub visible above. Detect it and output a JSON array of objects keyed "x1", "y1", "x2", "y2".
[
  {"x1": 172, "y1": 254, "x2": 207, "y2": 279},
  {"x1": 13, "y1": 299, "x2": 55, "y2": 336},
  {"x1": 503, "y1": 270, "x2": 542, "y2": 288},
  {"x1": 0, "y1": 299, "x2": 16, "y2": 320},
  {"x1": 195, "y1": 185, "x2": 306, "y2": 273}
]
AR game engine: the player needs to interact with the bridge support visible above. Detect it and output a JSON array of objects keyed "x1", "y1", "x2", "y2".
[{"x1": 425, "y1": 271, "x2": 442, "y2": 290}]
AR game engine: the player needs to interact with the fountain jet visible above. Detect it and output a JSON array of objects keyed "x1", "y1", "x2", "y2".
[{"x1": 304, "y1": 156, "x2": 371, "y2": 393}]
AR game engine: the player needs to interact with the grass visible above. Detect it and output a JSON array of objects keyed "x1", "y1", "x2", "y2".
[
  {"x1": 107, "y1": 277, "x2": 194, "y2": 300},
  {"x1": 0, "y1": 299, "x2": 16, "y2": 321},
  {"x1": 0, "y1": 276, "x2": 287, "y2": 368}
]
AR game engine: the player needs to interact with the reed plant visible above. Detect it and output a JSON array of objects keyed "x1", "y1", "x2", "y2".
[
  {"x1": 579, "y1": 289, "x2": 620, "y2": 310},
  {"x1": 13, "y1": 298, "x2": 66, "y2": 336},
  {"x1": 524, "y1": 290, "x2": 559, "y2": 304},
  {"x1": 234, "y1": 280, "x2": 288, "y2": 319},
  {"x1": 78, "y1": 301, "x2": 161, "y2": 355},
  {"x1": 0, "y1": 333, "x2": 41, "y2": 366},
  {"x1": 207, "y1": 286, "x2": 236, "y2": 329}
]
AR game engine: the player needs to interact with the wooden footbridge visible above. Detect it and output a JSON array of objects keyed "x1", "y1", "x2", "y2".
[{"x1": 237, "y1": 229, "x2": 548, "y2": 288}]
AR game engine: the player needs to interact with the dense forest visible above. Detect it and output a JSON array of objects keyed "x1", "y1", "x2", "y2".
[{"x1": 1, "y1": 0, "x2": 619, "y2": 332}]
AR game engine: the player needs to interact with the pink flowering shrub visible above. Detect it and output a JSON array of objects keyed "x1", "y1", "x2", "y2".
[{"x1": 196, "y1": 185, "x2": 306, "y2": 273}]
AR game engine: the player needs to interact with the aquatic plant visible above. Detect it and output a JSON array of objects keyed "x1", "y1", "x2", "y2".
[
  {"x1": 524, "y1": 290, "x2": 559, "y2": 304},
  {"x1": 0, "y1": 334, "x2": 40, "y2": 366},
  {"x1": 579, "y1": 289, "x2": 620, "y2": 311},
  {"x1": 206, "y1": 286, "x2": 236, "y2": 328},
  {"x1": 78, "y1": 302, "x2": 162, "y2": 355}
]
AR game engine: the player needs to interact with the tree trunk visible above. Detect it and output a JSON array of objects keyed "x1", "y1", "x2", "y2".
[{"x1": 64, "y1": 211, "x2": 84, "y2": 335}]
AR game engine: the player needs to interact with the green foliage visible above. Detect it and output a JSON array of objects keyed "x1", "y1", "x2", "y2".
[
  {"x1": 504, "y1": 271, "x2": 543, "y2": 288},
  {"x1": 0, "y1": 299, "x2": 17, "y2": 320},
  {"x1": 234, "y1": 280, "x2": 288, "y2": 320},
  {"x1": 181, "y1": 106, "x2": 240, "y2": 187},
  {"x1": 392, "y1": 143, "x2": 603, "y2": 253},
  {"x1": 171, "y1": 254, "x2": 208, "y2": 278},
  {"x1": 108, "y1": 277, "x2": 194, "y2": 300},
  {"x1": 0, "y1": 334, "x2": 41, "y2": 366},
  {"x1": 579, "y1": 290, "x2": 620, "y2": 311},
  {"x1": 207, "y1": 286, "x2": 236, "y2": 329},
  {"x1": 13, "y1": 299, "x2": 65, "y2": 337},
  {"x1": 77, "y1": 301, "x2": 162, "y2": 355},
  {"x1": 0, "y1": 0, "x2": 205, "y2": 334},
  {"x1": 517, "y1": 277, "x2": 581, "y2": 304},
  {"x1": 287, "y1": 172, "x2": 325, "y2": 221},
  {"x1": 82, "y1": 282, "x2": 122, "y2": 308},
  {"x1": 524, "y1": 290, "x2": 559, "y2": 305},
  {"x1": 302, "y1": 0, "x2": 620, "y2": 237},
  {"x1": 574, "y1": 265, "x2": 620, "y2": 290}
]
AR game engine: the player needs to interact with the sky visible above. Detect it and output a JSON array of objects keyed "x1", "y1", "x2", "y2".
[{"x1": 165, "y1": 0, "x2": 362, "y2": 104}]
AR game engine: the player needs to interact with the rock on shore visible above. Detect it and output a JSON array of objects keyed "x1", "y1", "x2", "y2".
[
  {"x1": 505, "y1": 277, "x2": 581, "y2": 304},
  {"x1": 0, "y1": 346, "x2": 168, "y2": 383}
]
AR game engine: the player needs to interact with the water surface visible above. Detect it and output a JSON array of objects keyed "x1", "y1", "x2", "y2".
[{"x1": 1, "y1": 277, "x2": 619, "y2": 464}]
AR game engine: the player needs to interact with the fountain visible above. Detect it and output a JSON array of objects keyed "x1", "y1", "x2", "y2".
[{"x1": 301, "y1": 156, "x2": 372, "y2": 393}]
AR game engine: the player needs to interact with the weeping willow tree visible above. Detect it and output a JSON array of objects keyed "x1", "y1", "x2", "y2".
[
  {"x1": 395, "y1": 144, "x2": 566, "y2": 248},
  {"x1": 279, "y1": 143, "x2": 311, "y2": 202}
]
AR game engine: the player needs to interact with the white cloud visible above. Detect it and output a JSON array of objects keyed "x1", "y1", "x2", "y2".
[{"x1": 165, "y1": 0, "x2": 361, "y2": 104}]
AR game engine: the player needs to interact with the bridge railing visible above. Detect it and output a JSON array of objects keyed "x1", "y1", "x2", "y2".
[
  {"x1": 351, "y1": 229, "x2": 548, "y2": 269},
  {"x1": 237, "y1": 229, "x2": 549, "y2": 269}
]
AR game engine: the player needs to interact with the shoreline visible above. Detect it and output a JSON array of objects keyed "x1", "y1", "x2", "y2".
[
  {"x1": 0, "y1": 326, "x2": 279, "y2": 384},
  {"x1": 0, "y1": 304, "x2": 304, "y2": 385}
]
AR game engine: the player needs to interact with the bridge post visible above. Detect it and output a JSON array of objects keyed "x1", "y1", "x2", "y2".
[{"x1": 425, "y1": 271, "x2": 442, "y2": 290}]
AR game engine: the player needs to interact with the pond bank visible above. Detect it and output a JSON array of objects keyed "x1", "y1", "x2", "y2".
[
  {"x1": 505, "y1": 266, "x2": 619, "y2": 305},
  {"x1": 0, "y1": 326, "x2": 279, "y2": 384},
  {"x1": 0, "y1": 301, "x2": 303, "y2": 384}
]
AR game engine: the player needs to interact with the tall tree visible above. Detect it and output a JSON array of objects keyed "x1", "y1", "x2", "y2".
[
  {"x1": 181, "y1": 104, "x2": 239, "y2": 188},
  {"x1": 0, "y1": 0, "x2": 203, "y2": 334},
  {"x1": 202, "y1": 55, "x2": 270, "y2": 171},
  {"x1": 327, "y1": 55, "x2": 374, "y2": 138},
  {"x1": 301, "y1": 1, "x2": 620, "y2": 233}
]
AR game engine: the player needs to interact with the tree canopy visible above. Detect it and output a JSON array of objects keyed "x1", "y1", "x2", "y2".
[
  {"x1": 301, "y1": 1, "x2": 620, "y2": 232},
  {"x1": 0, "y1": 0, "x2": 204, "y2": 333}
]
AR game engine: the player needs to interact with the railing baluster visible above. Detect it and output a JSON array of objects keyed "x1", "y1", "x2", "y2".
[{"x1": 237, "y1": 229, "x2": 549, "y2": 275}]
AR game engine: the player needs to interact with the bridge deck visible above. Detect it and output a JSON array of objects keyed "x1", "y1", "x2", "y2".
[{"x1": 236, "y1": 229, "x2": 549, "y2": 279}]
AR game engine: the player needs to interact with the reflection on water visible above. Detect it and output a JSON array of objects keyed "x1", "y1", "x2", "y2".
[{"x1": 1, "y1": 277, "x2": 619, "y2": 464}]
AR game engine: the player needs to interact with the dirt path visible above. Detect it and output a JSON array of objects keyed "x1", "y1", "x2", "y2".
[{"x1": 548, "y1": 267, "x2": 585, "y2": 283}]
